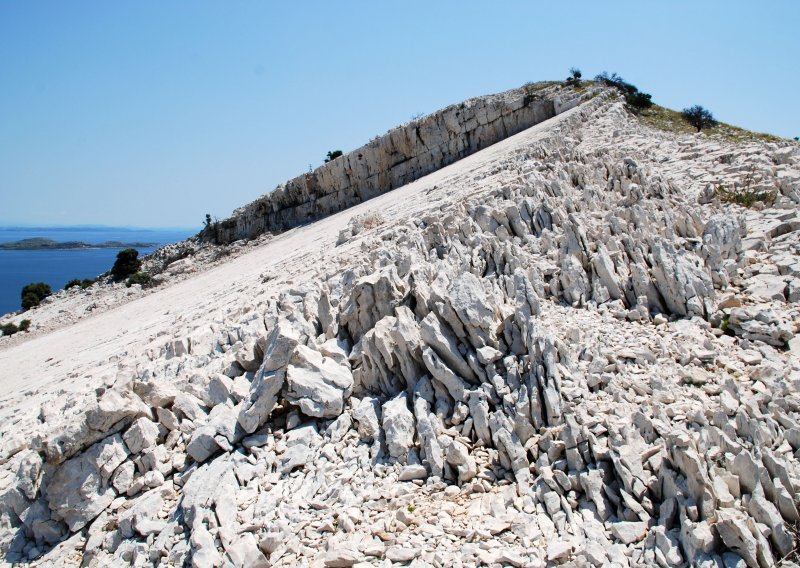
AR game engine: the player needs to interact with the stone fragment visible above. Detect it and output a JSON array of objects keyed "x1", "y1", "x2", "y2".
[
  {"x1": 547, "y1": 540, "x2": 572, "y2": 561},
  {"x1": 324, "y1": 547, "x2": 363, "y2": 567},
  {"x1": 716, "y1": 510, "x2": 760, "y2": 568},
  {"x1": 191, "y1": 524, "x2": 223, "y2": 568},
  {"x1": 186, "y1": 425, "x2": 221, "y2": 463},
  {"x1": 610, "y1": 521, "x2": 648, "y2": 545},
  {"x1": 748, "y1": 492, "x2": 794, "y2": 557},
  {"x1": 352, "y1": 396, "x2": 381, "y2": 442},
  {"x1": 382, "y1": 393, "x2": 415, "y2": 459},
  {"x1": 286, "y1": 345, "x2": 353, "y2": 418},
  {"x1": 419, "y1": 312, "x2": 477, "y2": 383},
  {"x1": 123, "y1": 417, "x2": 160, "y2": 454},
  {"x1": 224, "y1": 533, "x2": 269, "y2": 567},
  {"x1": 238, "y1": 369, "x2": 285, "y2": 435},
  {"x1": 398, "y1": 464, "x2": 428, "y2": 481},
  {"x1": 385, "y1": 546, "x2": 418, "y2": 563},
  {"x1": 340, "y1": 267, "x2": 407, "y2": 341},
  {"x1": 280, "y1": 423, "x2": 321, "y2": 472},
  {"x1": 46, "y1": 434, "x2": 129, "y2": 531}
]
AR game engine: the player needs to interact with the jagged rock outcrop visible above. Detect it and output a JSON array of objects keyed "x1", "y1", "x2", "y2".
[{"x1": 2, "y1": 84, "x2": 800, "y2": 567}]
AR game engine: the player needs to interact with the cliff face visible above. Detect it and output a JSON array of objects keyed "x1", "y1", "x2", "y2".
[{"x1": 209, "y1": 82, "x2": 602, "y2": 243}]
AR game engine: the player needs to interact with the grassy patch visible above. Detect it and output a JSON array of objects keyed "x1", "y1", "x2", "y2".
[
  {"x1": 522, "y1": 81, "x2": 560, "y2": 93},
  {"x1": 716, "y1": 166, "x2": 776, "y2": 207},
  {"x1": 637, "y1": 105, "x2": 785, "y2": 143}
]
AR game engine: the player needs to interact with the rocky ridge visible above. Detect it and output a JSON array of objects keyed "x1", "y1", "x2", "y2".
[
  {"x1": 208, "y1": 82, "x2": 597, "y2": 243},
  {"x1": 1, "y1": 89, "x2": 800, "y2": 567}
]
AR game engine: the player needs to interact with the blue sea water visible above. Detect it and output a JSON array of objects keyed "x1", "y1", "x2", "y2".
[{"x1": 0, "y1": 227, "x2": 195, "y2": 317}]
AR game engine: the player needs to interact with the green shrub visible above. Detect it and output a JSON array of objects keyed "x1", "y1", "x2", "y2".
[
  {"x1": 126, "y1": 271, "x2": 152, "y2": 288},
  {"x1": 324, "y1": 150, "x2": 343, "y2": 163},
  {"x1": 595, "y1": 71, "x2": 654, "y2": 113},
  {"x1": 595, "y1": 71, "x2": 637, "y2": 95},
  {"x1": 65, "y1": 277, "x2": 95, "y2": 291},
  {"x1": 682, "y1": 105, "x2": 717, "y2": 131},
  {"x1": 111, "y1": 249, "x2": 141, "y2": 281},
  {"x1": 565, "y1": 67, "x2": 582, "y2": 87},
  {"x1": 626, "y1": 91, "x2": 653, "y2": 111},
  {"x1": 18, "y1": 319, "x2": 31, "y2": 332},
  {"x1": 1, "y1": 323, "x2": 18, "y2": 336},
  {"x1": 715, "y1": 167, "x2": 775, "y2": 207},
  {"x1": 21, "y1": 282, "x2": 51, "y2": 310}
]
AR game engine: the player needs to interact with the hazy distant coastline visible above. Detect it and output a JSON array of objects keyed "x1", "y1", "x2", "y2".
[{"x1": 0, "y1": 238, "x2": 159, "y2": 251}]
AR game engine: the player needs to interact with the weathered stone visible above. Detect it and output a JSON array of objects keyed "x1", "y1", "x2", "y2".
[
  {"x1": 46, "y1": 434, "x2": 129, "y2": 531},
  {"x1": 286, "y1": 345, "x2": 353, "y2": 418},
  {"x1": 382, "y1": 393, "x2": 415, "y2": 459},
  {"x1": 352, "y1": 396, "x2": 381, "y2": 442},
  {"x1": 610, "y1": 521, "x2": 648, "y2": 545},
  {"x1": 398, "y1": 464, "x2": 428, "y2": 481},
  {"x1": 123, "y1": 417, "x2": 160, "y2": 454}
]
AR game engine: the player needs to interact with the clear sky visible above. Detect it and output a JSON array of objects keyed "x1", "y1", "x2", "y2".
[{"x1": 1, "y1": 1, "x2": 798, "y2": 229}]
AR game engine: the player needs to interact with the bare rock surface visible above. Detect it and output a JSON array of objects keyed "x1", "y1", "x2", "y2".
[{"x1": 1, "y1": 84, "x2": 800, "y2": 567}]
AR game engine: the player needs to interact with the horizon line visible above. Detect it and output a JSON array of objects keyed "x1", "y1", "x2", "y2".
[{"x1": 0, "y1": 224, "x2": 199, "y2": 232}]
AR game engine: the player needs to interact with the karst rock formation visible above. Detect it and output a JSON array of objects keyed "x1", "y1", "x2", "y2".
[{"x1": 2, "y1": 82, "x2": 800, "y2": 567}]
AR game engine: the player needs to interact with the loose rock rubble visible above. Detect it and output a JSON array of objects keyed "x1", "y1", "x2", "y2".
[{"x1": 1, "y1": 87, "x2": 800, "y2": 567}]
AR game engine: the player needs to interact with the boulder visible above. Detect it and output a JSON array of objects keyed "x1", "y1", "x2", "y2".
[
  {"x1": 280, "y1": 423, "x2": 322, "y2": 473},
  {"x1": 352, "y1": 396, "x2": 381, "y2": 442},
  {"x1": 46, "y1": 434, "x2": 129, "y2": 531},
  {"x1": 382, "y1": 393, "x2": 415, "y2": 459},
  {"x1": 283, "y1": 345, "x2": 353, "y2": 418},
  {"x1": 123, "y1": 417, "x2": 160, "y2": 455}
]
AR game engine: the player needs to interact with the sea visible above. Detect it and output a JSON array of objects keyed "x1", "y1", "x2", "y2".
[{"x1": 0, "y1": 227, "x2": 195, "y2": 317}]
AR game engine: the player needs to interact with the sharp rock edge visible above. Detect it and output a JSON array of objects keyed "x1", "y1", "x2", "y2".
[{"x1": 1, "y1": 90, "x2": 800, "y2": 568}]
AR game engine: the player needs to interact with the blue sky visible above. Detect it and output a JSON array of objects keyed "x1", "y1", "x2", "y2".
[{"x1": 1, "y1": 1, "x2": 798, "y2": 229}]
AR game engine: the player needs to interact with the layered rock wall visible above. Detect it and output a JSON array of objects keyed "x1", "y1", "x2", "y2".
[{"x1": 208, "y1": 83, "x2": 601, "y2": 243}]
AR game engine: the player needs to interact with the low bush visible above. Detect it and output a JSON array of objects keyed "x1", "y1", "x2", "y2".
[
  {"x1": 715, "y1": 167, "x2": 775, "y2": 207},
  {"x1": 1, "y1": 323, "x2": 18, "y2": 336},
  {"x1": 66, "y1": 278, "x2": 95, "y2": 291},
  {"x1": 595, "y1": 71, "x2": 654, "y2": 113},
  {"x1": 126, "y1": 272, "x2": 152, "y2": 288},
  {"x1": 682, "y1": 105, "x2": 717, "y2": 131},
  {"x1": 595, "y1": 71, "x2": 637, "y2": 95},
  {"x1": 18, "y1": 319, "x2": 31, "y2": 332},
  {"x1": 21, "y1": 282, "x2": 51, "y2": 310},
  {"x1": 625, "y1": 91, "x2": 653, "y2": 111},
  {"x1": 111, "y1": 249, "x2": 141, "y2": 281},
  {"x1": 565, "y1": 67, "x2": 582, "y2": 88},
  {"x1": 325, "y1": 150, "x2": 343, "y2": 163}
]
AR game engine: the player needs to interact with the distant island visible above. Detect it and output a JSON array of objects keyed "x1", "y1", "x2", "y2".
[{"x1": 0, "y1": 238, "x2": 159, "y2": 251}]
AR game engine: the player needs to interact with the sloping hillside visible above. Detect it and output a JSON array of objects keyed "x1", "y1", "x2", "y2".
[{"x1": 1, "y1": 87, "x2": 800, "y2": 567}]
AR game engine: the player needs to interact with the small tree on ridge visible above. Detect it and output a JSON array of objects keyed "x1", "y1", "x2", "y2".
[
  {"x1": 682, "y1": 105, "x2": 717, "y2": 131},
  {"x1": 111, "y1": 249, "x2": 141, "y2": 281},
  {"x1": 21, "y1": 282, "x2": 51, "y2": 310}
]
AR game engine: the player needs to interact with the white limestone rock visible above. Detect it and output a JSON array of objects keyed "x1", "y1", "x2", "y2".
[
  {"x1": 610, "y1": 521, "x2": 648, "y2": 545},
  {"x1": 123, "y1": 417, "x2": 160, "y2": 455},
  {"x1": 285, "y1": 344, "x2": 353, "y2": 418},
  {"x1": 382, "y1": 393, "x2": 415, "y2": 460},
  {"x1": 340, "y1": 267, "x2": 407, "y2": 342},
  {"x1": 280, "y1": 423, "x2": 321, "y2": 473},
  {"x1": 352, "y1": 396, "x2": 381, "y2": 442},
  {"x1": 46, "y1": 434, "x2": 129, "y2": 531}
]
